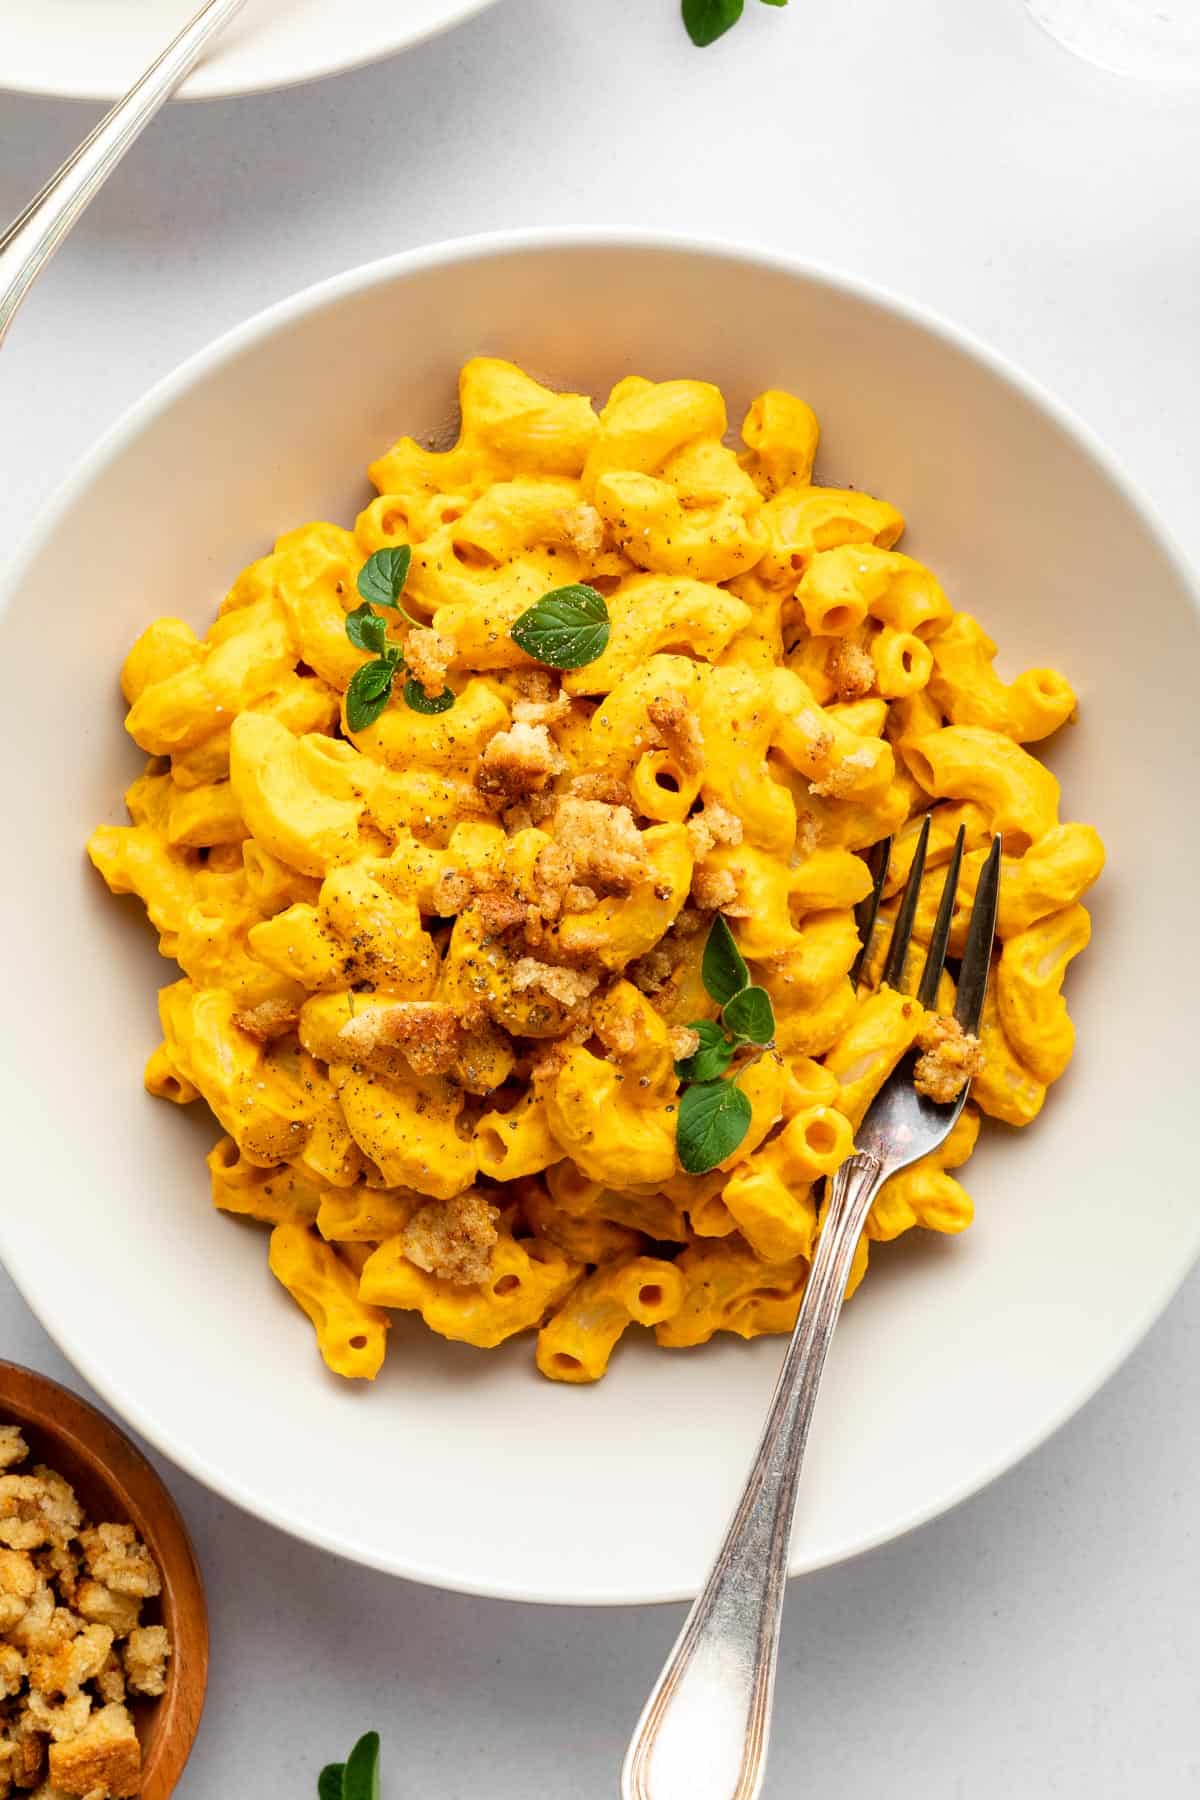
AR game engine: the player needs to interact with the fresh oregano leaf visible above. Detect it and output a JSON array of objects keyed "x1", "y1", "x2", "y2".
[
  {"x1": 345, "y1": 658, "x2": 395, "y2": 732},
  {"x1": 758, "y1": 0, "x2": 788, "y2": 7},
  {"x1": 676, "y1": 1078, "x2": 753, "y2": 1174},
  {"x1": 357, "y1": 546, "x2": 412, "y2": 609},
  {"x1": 342, "y1": 1733, "x2": 382, "y2": 1800},
  {"x1": 402, "y1": 677, "x2": 456, "y2": 715},
  {"x1": 722, "y1": 984, "x2": 775, "y2": 1045},
  {"x1": 345, "y1": 603, "x2": 390, "y2": 654},
  {"x1": 317, "y1": 1764, "x2": 345, "y2": 1800},
  {"x1": 675, "y1": 1019, "x2": 736, "y2": 1084},
  {"x1": 701, "y1": 914, "x2": 750, "y2": 1007},
  {"x1": 509, "y1": 583, "x2": 611, "y2": 670},
  {"x1": 683, "y1": 0, "x2": 743, "y2": 44}
]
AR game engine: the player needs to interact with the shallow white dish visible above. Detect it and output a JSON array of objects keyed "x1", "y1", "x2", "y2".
[
  {"x1": 0, "y1": 231, "x2": 1197, "y2": 1606},
  {"x1": 0, "y1": 0, "x2": 503, "y2": 102}
]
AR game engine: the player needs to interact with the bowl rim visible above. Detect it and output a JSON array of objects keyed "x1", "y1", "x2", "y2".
[
  {"x1": 0, "y1": 0, "x2": 507, "y2": 104},
  {"x1": 2, "y1": 226, "x2": 1198, "y2": 1606},
  {"x1": 0, "y1": 1359, "x2": 209, "y2": 1793}
]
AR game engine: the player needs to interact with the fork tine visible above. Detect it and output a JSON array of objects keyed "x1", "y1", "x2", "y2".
[
  {"x1": 850, "y1": 834, "x2": 892, "y2": 992},
  {"x1": 881, "y1": 813, "x2": 931, "y2": 991},
  {"x1": 916, "y1": 824, "x2": 966, "y2": 1009},
  {"x1": 955, "y1": 834, "x2": 1003, "y2": 1032}
]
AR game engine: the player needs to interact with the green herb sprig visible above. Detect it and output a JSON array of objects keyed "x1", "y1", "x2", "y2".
[
  {"x1": 674, "y1": 915, "x2": 776, "y2": 1173},
  {"x1": 510, "y1": 583, "x2": 611, "y2": 669},
  {"x1": 683, "y1": 0, "x2": 786, "y2": 47},
  {"x1": 319, "y1": 1731, "x2": 381, "y2": 1800},
  {"x1": 344, "y1": 547, "x2": 455, "y2": 732}
]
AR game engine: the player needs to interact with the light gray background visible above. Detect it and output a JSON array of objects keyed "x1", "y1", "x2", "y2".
[{"x1": 2, "y1": 1, "x2": 1199, "y2": 1793}]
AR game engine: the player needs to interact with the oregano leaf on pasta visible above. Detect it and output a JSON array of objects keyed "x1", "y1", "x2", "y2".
[
  {"x1": 676, "y1": 1078, "x2": 753, "y2": 1173},
  {"x1": 345, "y1": 658, "x2": 395, "y2": 732},
  {"x1": 402, "y1": 677, "x2": 456, "y2": 715},
  {"x1": 357, "y1": 545, "x2": 412, "y2": 609},
  {"x1": 722, "y1": 984, "x2": 775, "y2": 1046},
  {"x1": 345, "y1": 603, "x2": 389, "y2": 654},
  {"x1": 510, "y1": 584, "x2": 611, "y2": 670},
  {"x1": 701, "y1": 914, "x2": 750, "y2": 1007},
  {"x1": 675, "y1": 1019, "x2": 736, "y2": 1083}
]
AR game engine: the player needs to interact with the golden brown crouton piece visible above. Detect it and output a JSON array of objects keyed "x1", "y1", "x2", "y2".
[
  {"x1": 95, "y1": 1649, "x2": 126, "y2": 1707},
  {"x1": 0, "y1": 1470, "x2": 82, "y2": 1554},
  {"x1": 0, "y1": 1548, "x2": 40, "y2": 1632},
  {"x1": 47, "y1": 1703, "x2": 140, "y2": 1798},
  {"x1": 552, "y1": 798, "x2": 647, "y2": 893},
  {"x1": 913, "y1": 1014, "x2": 985, "y2": 1104},
  {"x1": 476, "y1": 721, "x2": 564, "y2": 802},
  {"x1": 647, "y1": 693, "x2": 704, "y2": 778},
  {"x1": 232, "y1": 997, "x2": 301, "y2": 1042},
  {"x1": 829, "y1": 640, "x2": 875, "y2": 702},
  {"x1": 28, "y1": 1625, "x2": 113, "y2": 1701},
  {"x1": 73, "y1": 1583, "x2": 140, "y2": 1641},
  {"x1": 25, "y1": 1687, "x2": 92, "y2": 1744},
  {"x1": 404, "y1": 626, "x2": 456, "y2": 697},
  {"x1": 0, "y1": 1430, "x2": 28, "y2": 1474},
  {"x1": 77, "y1": 1528, "x2": 160, "y2": 1602},
  {"x1": 122, "y1": 1626, "x2": 170, "y2": 1699},
  {"x1": 337, "y1": 1001, "x2": 464, "y2": 1078},
  {"x1": 401, "y1": 1192, "x2": 501, "y2": 1286},
  {"x1": 0, "y1": 1642, "x2": 24, "y2": 1698}
]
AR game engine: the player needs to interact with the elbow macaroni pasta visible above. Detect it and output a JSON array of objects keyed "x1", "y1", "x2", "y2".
[{"x1": 87, "y1": 358, "x2": 1103, "y2": 1384}]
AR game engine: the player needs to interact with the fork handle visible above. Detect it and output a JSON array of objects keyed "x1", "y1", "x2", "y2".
[
  {"x1": 0, "y1": 0, "x2": 250, "y2": 350},
  {"x1": 622, "y1": 1152, "x2": 885, "y2": 1800}
]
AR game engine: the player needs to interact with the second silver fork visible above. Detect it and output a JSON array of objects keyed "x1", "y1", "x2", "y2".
[{"x1": 622, "y1": 820, "x2": 1003, "y2": 1800}]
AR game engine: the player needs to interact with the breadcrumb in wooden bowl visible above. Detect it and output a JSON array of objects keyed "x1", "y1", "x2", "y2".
[{"x1": 0, "y1": 1363, "x2": 207, "y2": 1799}]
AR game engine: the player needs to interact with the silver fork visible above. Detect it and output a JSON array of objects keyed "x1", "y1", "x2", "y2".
[
  {"x1": 622, "y1": 818, "x2": 1003, "y2": 1800},
  {"x1": 0, "y1": 0, "x2": 250, "y2": 351}
]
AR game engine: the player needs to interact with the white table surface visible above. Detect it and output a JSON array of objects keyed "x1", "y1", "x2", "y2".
[{"x1": 2, "y1": 2, "x2": 1199, "y2": 1794}]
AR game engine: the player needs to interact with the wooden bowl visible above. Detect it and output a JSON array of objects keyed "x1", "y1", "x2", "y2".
[{"x1": 0, "y1": 1361, "x2": 208, "y2": 1798}]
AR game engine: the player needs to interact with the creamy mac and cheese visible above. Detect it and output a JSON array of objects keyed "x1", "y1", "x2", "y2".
[{"x1": 88, "y1": 359, "x2": 1104, "y2": 1383}]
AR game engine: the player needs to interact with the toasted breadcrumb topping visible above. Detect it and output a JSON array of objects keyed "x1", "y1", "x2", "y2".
[
  {"x1": 829, "y1": 640, "x2": 875, "y2": 702},
  {"x1": 511, "y1": 959, "x2": 599, "y2": 1009},
  {"x1": 690, "y1": 867, "x2": 739, "y2": 911},
  {"x1": 670, "y1": 1026, "x2": 702, "y2": 1060},
  {"x1": 685, "y1": 800, "x2": 743, "y2": 859},
  {"x1": 476, "y1": 721, "x2": 564, "y2": 802},
  {"x1": 552, "y1": 798, "x2": 647, "y2": 893},
  {"x1": 647, "y1": 694, "x2": 705, "y2": 778},
  {"x1": 402, "y1": 1191, "x2": 500, "y2": 1285},
  {"x1": 0, "y1": 1435, "x2": 169, "y2": 1798},
  {"x1": 404, "y1": 625, "x2": 456, "y2": 697},
  {"x1": 337, "y1": 1001, "x2": 463, "y2": 1077},
  {"x1": 913, "y1": 1014, "x2": 985, "y2": 1104},
  {"x1": 232, "y1": 998, "x2": 301, "y2": 1043},
  {"x1": 566, "y1": 770, "x2": 634, "y2": 809}
]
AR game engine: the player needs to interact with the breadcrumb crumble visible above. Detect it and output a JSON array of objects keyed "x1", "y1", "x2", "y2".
[{"x1": 913, "y1": 1014, "x2": 985, "y2": 1104}]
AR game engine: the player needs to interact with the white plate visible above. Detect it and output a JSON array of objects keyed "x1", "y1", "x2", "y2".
[
  {"x1": 1, "y1": 232, "x2": 1197, "y2": 1606},
  {"x1": 0, "y1": 0, "x2": 504, "y2": 102}
]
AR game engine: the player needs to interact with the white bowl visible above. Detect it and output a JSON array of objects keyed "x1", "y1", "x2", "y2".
[
  {"x1": 1, "y1": 232, "x2": 1196, "y2": 1606},
  {"x1": 0, "y1": 0, "x2": 504, "y2": 102}
]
